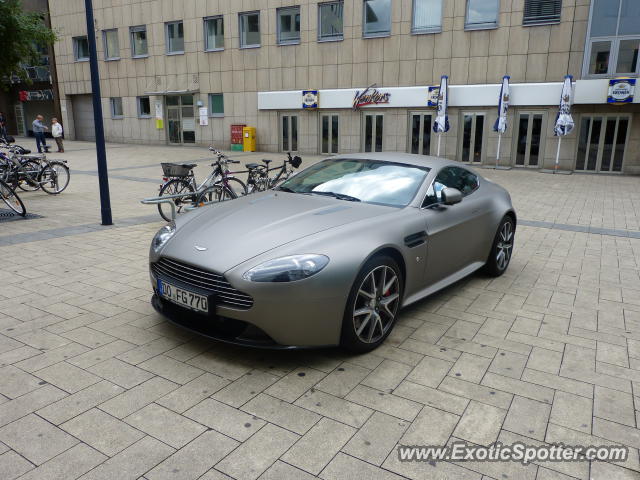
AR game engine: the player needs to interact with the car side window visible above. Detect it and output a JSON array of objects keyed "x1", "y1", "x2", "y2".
[{"x1": 421, "y1": 166, "x2": 479, "y2": 208}]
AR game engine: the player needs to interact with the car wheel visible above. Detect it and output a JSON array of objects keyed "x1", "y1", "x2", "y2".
[
  {"x1": 341, "y1": 255, "x2": 403, "y2": 352},
  {"x1": 483, "y1": 216, "x2": 515, "y2": 277}
]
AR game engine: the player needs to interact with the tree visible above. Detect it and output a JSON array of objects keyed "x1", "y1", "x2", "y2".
[{"x1": 0, "y1": 0, "x2": 57, "y2": 85}]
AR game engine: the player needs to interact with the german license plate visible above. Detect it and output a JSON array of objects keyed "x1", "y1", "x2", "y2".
[{"x1": 157, "y1": 279, "x2": 208, "y2": 313}]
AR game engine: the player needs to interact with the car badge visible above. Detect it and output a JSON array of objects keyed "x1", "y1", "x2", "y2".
[{"x1": 194, "y1": 245, "x2": 207, "y2": 252}]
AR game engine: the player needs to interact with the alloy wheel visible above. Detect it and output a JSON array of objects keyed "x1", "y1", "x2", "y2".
[
  {"x1": 352, "y1": 265, "x2": 400, "y2": 343},
  {"x1": 496, "y1": 220, "x2": 514, "y2": 271}
]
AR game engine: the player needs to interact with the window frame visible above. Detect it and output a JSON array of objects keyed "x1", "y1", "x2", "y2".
[
  {"x1": 464, "y1": 0, "x2": 500, "y2": 31},
  {"x1": 522, "y1": 0, "x2": 562, "y2": 27},
  {"x1": 102, "y1": 29, "x2": 120, "y2": 61},
  {"x1": 277, "y1": 6, "x2": 301, "y2": 45},
  {"x1": 239, "y1": 11, "x2": 261, "y2": 49},
  {"x1": 574, "y1": 113, "x2": 632, "y2": 173},
  {"x1": 204, "y1": 15, "x2": 224, "y2": 52},
  {"x1": 110, "y1": 97, "x2": 124, "y2": 119},
  {"x1": 362, "y1": 0, "x2": 392, "y2": 39},
  {"x1": 165, "y1": 20, "x2": 185, "y2": 55},
  {"x1": 421, "y1": 166, "x2": 480, "y2": 208},
  {"x1": 137, "y1": 96, "x2": 151, "y2": 118},
  {"x1": 318, "y1": 1, "x2": 344, "y2": 42},
  {"x1": 130, "y1": 25, "x2": 149, "y2": 58},
  {"x1": 411, "y1": 0, "x2": 443, "y2": 35},
  {"x1": 73, "y1": 36, "x2": 90, "y2": 62},
  {"x1": 458, "y1": 111, "x2": 488, "y2": 164},
  {"x1": 208, "y1": 93, "x2": 224, "y2": 118}
]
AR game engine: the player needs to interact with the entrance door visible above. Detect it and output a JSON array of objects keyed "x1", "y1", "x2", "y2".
[
  {"x1": 13, "y1": 104, "x2": 26, "y2": 136},
  {"x1": 409, "y1": 112, "x2": 432, "y2": 155},
  {"x1": 514, "y1": 112, "x2": 545, "y2": 167},
  {"x1": 363, "y1": 113, "x2": 383, "y2": 152},
  {"x1": 166, "y1": 95, "x2": 195, "y2": 145},
  {"x1": 320, "y1": 114, "x2": 339, "y2": 154},
  {"x1": 71, "y1": 94, "x2": 96, "y2": 141},
  {"x1": 576, "y1": 115, "x2": 629, "y2": 172},
  {"x1": 281, "y1": 114, "x2": 298, "y2": 152},
  {"x1": 459, "y1": 113, "x2": 485, "y2": 163}
]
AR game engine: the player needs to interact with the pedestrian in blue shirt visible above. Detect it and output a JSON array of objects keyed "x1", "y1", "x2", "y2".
[{"x1": 32, "y1": 115, "x2": 49, "y2": 153}]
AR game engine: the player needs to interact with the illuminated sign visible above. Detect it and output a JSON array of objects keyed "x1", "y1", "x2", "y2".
[{"x1": 353, "y1": 85, "x2": 391, "y2": 110}]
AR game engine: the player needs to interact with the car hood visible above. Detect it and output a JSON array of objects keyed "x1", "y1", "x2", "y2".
[{"x1": 160, "y1": 191, "x2": 395, "y2": 272}]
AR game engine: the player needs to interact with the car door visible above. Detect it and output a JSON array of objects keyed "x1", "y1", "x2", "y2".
[{"x1": 422, "y1": 166, "x2": 484, "y2": 287}]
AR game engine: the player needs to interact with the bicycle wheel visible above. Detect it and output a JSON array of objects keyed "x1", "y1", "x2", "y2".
[
  {"x1": 39, "y1": 161, "x2": 70, "y2": 194},
  {"x1": 17, "y1": 160, "x2": 43, "y2": 192},
  {"x1": 0, "y1": 180, "x2": 26, "y2": 217},
  {"x1": 158, "y1": 178, "x2": 195, "y2": 222}
]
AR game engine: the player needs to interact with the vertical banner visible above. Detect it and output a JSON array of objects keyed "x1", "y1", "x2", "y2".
[
  {"x1": 551, "y1": 75, "x2": 575, "y2": 173},
  {"x1": 199, "y1": 107, "x2": 208, "y2": 126},
  {"x1": 492, "y1": 75, "x2": 510, "y2": 168},
  {"x1": 432, "y1": 75, "x2": 449, "y2": 156},
  {"x1": 155, "y1": 100, "x2": 163, "y2": 129}
]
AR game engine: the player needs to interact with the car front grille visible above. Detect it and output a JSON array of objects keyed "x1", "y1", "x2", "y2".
[{"x1": 151, "y1": 257, "x2": 254, "y2": 310}]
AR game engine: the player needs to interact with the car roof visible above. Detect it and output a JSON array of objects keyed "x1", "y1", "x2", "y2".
[{"x1": 330, "y1": 152, "x2": 462, "y2": 170}]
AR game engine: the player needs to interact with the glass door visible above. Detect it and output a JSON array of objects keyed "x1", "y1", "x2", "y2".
[
  {"x1": 363, "y1": 113, "x2": 383, "y2": 152},
  {"x1": 321, "y1": 114, "x2": 339, "y2": 154},
  {"x1": 409, "y1": 112, "x2": 432, "y2": 155},
  {"x1": 166, "y1": 95, "x2": 195, "y2": 144},
  {"x1": 514, "y1": 112, "x2": 545, "y2": 167},
  {"x1": 459, "y1": 113, "x2": 485, "y2": 163},
  {"x1": 281, "y1": 114, "x2": 298, "y2": 152},
  {"x1": 576, "y1": 115, "x2": 629, "y2": 172}
]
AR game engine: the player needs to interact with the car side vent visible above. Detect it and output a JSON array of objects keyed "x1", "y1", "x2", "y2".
[{"x1": 404, "y1": 231, "x2": 427, "y2": 248}]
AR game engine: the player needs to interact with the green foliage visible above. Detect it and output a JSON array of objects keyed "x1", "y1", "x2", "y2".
[{"x1": 0, "y1": 0, "x2": 58, "y2": 84}]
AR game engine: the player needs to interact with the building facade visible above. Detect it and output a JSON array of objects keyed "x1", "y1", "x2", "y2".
[{"x1": 49, "y1": 0, "x2": 639, "y2": 173}]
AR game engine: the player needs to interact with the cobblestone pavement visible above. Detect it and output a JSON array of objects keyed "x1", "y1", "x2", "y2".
[{"x1": 1, "y1": 139, "x2": 640, "y2": 480}]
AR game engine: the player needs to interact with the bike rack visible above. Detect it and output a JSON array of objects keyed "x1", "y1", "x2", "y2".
[{"x1": 140, "y1": 193, "x2": 184, "y2": 220}]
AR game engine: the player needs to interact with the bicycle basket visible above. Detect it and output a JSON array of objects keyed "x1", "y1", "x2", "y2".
[
  {"x1": 290, "y1": 156, "x2": 302, "y2": 169},
  {"x1": 161, "y1": 163, "x2": 193, "y2": 177}
]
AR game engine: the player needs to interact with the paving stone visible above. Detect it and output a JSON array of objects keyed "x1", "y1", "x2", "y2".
[
  {"x1": 525, "y1": 347, "x2": 563, "y2": 374},
  {"x1": 61, "y1": 327, "x2": 117, "y2": 348},
  {"x1": 594, "y1": 385, "x2": 636, "y2": 426},
  {"x1": 345, "y1": 385, "x2": 422, "y2": 422},
  {"x1": 146, "y1": 430, "x2": 238, "y2": 480},
  {"x1": 400, "y1": 404, "x2": 459, "y2": 445},
  {"x1": 14, "y1": 329, "x2": 71, "y2": 350},
  {"x1": 0, "y1": 414, "x2": 78, "y2": 465},
  {"x1": 342, "y1": 411, "x2": 407, "y2": 465},
  {"x1": 156, "y1": 373, "x2": 228, "y2": 413},
  {"x1": 0, "y1": 384, "x2": 67, "y2": 427},
  {"x1": 593, "y1": 417, "x2": 640, "y2": 449},
  {"x1": 0, "y1": 450, "x2": 35, "y2": 480},
  {"x1": 549, "y1": 391, "x2": 593, "y2": 434},
  {"x1": 185, "y1": 398, "x2": 266, "y2": 442},
  {"x1": 18, "y1": 443, "x2": 107, "y2": 480},
  {"x1": 282, "y1": 417, "x2": 355, "y2": 474},
  {"x1": 15, "y1": 342, "x2": 90, "y2": 372},
  {"x1": 314, "y1": 362, "x2": 372, "y2": 398},
  {"x1": 88, "y1": 358, "x2": 154, "y2": 389},
  {"x1": 212, "y1": 370, "x2": 280, "y2": 407},
  {"x1": 393, "y1": 380, "x2": 469, "y2": 415},
  {"x1": 488, "y1": 349, "x2": 528, "y2": 379},
  {"x1": 258, "y1": 460, "x2": 318, "y2": 480},
  {"x1": 0, "y1": 365, "x2": 45, "y2": 398},
  {"x1": 324, "y1": 452, "x2": 409, "y2": 480},
  {"x1": 502, "y1": 395, "x2": 551, "y2": 441},
  {"x1": 138, "y1": 354, "x2": 205, "y2": 385},
  {"x1": 264, "y1": 366, "x2": 327, "y2": 402},
  {"x1": 125, "y1": 403, "x2": 206, "y2": 449},
  {"x1": 449, "y1": 352, "x2": 492, "y2": 383},
  {"x1": 35, "y1": 361, "x2": 102, "y2": 393},
  {"x1": 481, "y1": 372, "x2": 554, "y2": 404},
  {"x1": 453, "y1": 401, "x2": 507, "y2": 446},
  {"x1": 242, "y1": 393, "x2": 321, "y2": 435},
  {"x1": 295, "y1": 389, "x2": 374, "y2": 428},
  {"x1": 521, "y1": 368, "x2": 594, "y2": 398},
  {"x1": 589, "y1": 462, "x2": 640, "y2": 480},
  {"x1": 187, "y1": 351, "x2": 252, "y2": 381},
  {"x1": 382, "y1": 448, "x2": 482, "y2": 480},
  {"x1": 67, "y1": 340, "x2": 136, "y2": 369},
  {"x1": 0, "y1": 345, "x2": 41, "y2": 368},
  {"x1": 405, "y1": 355, "x2": 453, "y2": 388},
  {"x1": 115, "y1": 336, "x2": 183, "y2": 365},
  {"x1": 216, "y1": 423, "x2": 299, "y2": 480},
  {"x1": 99, "y1": 377, "x2": 179, "y2": 419},
  {"x1": 439, "y1": 376, "x2": 513, "y2": 409}
]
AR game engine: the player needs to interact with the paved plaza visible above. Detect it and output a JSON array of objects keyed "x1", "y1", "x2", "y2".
[{"x1": 1, "y1": 139, "x2": 640, "y2": 480}]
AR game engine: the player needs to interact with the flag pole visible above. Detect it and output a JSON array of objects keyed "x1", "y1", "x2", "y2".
[
  {"x1": 554, "y1": 136, "x2": 562, "y2": 174},
  {"x1": 496, "y1": 133, "x2": 502, "y2": 168},
  {"x1": 437, "y1": 134, "x2": 442, "y2": 156}
]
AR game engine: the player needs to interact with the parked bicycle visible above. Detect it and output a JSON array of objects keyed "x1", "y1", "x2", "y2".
[
  {"x1": 0, "y1": 178, "x2": 26, "y2": 217},
  {"x1": 157, "y1": 146, "x2": 247, "y2": 222},
  {"x1": 246, "y1": 152, "x2": 302, "y2": 194}
]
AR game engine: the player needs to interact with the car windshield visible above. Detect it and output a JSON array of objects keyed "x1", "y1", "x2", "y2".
[{"x1": 278, "y1": 158, "x2": 430, "y2": 207}]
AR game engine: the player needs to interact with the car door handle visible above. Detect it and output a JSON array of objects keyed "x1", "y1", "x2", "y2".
[{"x1": 404, "y1": 231, "x2": 427, "y2": 248}]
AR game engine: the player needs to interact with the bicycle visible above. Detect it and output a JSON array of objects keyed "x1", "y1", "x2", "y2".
[
  {"x1": 0, "y1": 179, "x2": 26, "y2": 217},
  {"x1": 0, "y1": 144, "x2": 70, "y2": 194},
  {"x1": 245, "y1": 152, "x2": 302, "y2": 194},
  {"x1": 157, "y1": 146, "x2": 247, "y2": 222}
]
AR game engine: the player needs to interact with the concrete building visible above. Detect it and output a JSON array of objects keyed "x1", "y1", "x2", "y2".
[{"x1": 49, "y1": 0, "x2": 639, "y2": 173}]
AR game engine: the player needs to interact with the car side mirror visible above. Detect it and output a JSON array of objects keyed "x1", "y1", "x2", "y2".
[{"x1": 441, "y1": 187, "x2": 462, "y2": 205}]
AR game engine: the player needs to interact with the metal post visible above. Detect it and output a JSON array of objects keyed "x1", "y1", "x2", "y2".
[
  {"x1": 84, "y1": 0, "x2": 112, "y2": 225},
  {"x1": 554, "y1": 136, "x2": 562, "y2": 174},
  {"x1": 496, "y1": 133, "x2": 502, "y2": 169}
]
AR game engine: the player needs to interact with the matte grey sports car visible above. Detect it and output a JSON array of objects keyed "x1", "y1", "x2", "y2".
[{"x1": 149, "y1": 153, "x2": 516, "y2": 351}]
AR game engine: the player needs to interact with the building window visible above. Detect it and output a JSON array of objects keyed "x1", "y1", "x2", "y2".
[
  {"x1": 110, "y1": 97, "x2": 123, "y2": 118},
  {"x1": 239, "y1": 11, "x2": 260, "y2": 48},
  {"x1": 465, "y1": 0, "x2": 499, "y2": 30},
  {"x1": 204, "y1": 16, "x2": 224, "y2": 51},
  {"x1": 318, "y1": 2, "x2": 344, "y2": 41},
  {"x1": 523, "y1": 0, "x2": 562, "y2": 26},
  {"x1": 277, "y1": 7, "x2": 301, "y2": 45},
  {"x1": 209, "y1": 93, "x2": 224, "y2": 117},
  {"x1": 165, "y1": 21, "x2": 184, "y2": 54},
  {"x1": 459, "y1": 112, "x2": 486, "y2": 163},
  {"x1": 73, "y1": 36, "x2": 89, "y2": 61},
  {"x1": 103, "y1": 29, "x2": 120, "y2": 60},
  {"x1": 585, "y1": 0, "x2": 640, "y2": 77},
  {"x1": 412, "y1": 0, "x2": 442, "y2": 34},
  {"x1": 363, "y1": 0, "x2": 391, "y2": 38},
  {"x1": 576, "y1": 115, "x2": 629, "y2": 172},
  {"x1": 130, "y1": 25, "x2": 148, "y2": 57},
  {"x1": 137, "y1": 96, "x2": 151, "y2": 117}
]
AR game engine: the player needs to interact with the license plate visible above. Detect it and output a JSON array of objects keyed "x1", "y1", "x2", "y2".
[{"x1": 157, "y1": 279, "x2": 209, "y2": 313}]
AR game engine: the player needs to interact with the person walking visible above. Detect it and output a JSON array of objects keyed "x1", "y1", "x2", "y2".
[
  {"x1": 0, "y1": 112, "x2": 7, "y2": 139},
  {"x1": 51, "y1": 118, "x2": 64, "y2": 152},
  {"x1": 32, "y1": 115, "x2": 49, "y2": 153}
]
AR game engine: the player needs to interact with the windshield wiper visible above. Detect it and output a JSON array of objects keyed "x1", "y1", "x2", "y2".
[
  {"x1": 310, "y1": 191, "x2": 361, "y2": 202},
  {"x1": 277, "y1": 186, "x2": 297, "y2": 193}
]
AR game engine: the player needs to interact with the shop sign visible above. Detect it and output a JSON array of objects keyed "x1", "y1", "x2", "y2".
[
  {"x1": 302, "y1": 90, "x2": 319, "y2": 109},
  {"x1": 427, "y1": 86, "x2": 439, "y2": 107},
  {"x1": 155, "y1": 101, "x2": 164, "y2": 129},
  {"x1": 608, "y1": 78, "x2": 635, "y2": 103},
  {"x1": 18, "y1": 89, "x2": 53, "y2": 101},
  {"x1": 353, "y1": 84, "x2": 391, "y2": 110}
]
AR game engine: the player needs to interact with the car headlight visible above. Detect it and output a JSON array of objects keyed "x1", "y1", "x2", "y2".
[
  {"x1": 152, "y1": 222, "x2": 176, "y2": 253},
  {"x1": 242, "y1": 254, "x2": 329, "y2": 282}
]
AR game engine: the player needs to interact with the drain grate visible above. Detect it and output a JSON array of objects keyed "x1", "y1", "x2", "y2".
[{"x1": 0, "y1": 208, "x2": 43, "y2": 222}]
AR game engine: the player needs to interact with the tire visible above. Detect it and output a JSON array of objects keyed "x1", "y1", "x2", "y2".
[
  {"x1": 158, "y1": 178, "x2": 195, "y2": 222},
  {"x1": 483, "y1": 215, "x2": 515, "y2": 277},
  {"x1": 0, "y1": 180, "x2": 26, "y2": 216},
  {"x1": 17, "y1": 160, "x2": 41, "y2": 192},
  {"x1": 341, "y1": 255, "x2": 403, "y2": 352},
  {"x1": 224, "y1": 177, "x2": 247, "y2": 199},
  {"x1": 39, "y1": 161, "x2": 70, "y2": 194}
]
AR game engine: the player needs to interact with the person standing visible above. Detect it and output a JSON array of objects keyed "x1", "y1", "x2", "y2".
[
  {"x1": 32, "y1": 114, "x2": 49, "y2": 153},
  {"x1": 51, "y1": 118, "x2": 64, "y2": 152},
  {"x1": 0, "y1": 112, "x2": 6, "y2": 139}
]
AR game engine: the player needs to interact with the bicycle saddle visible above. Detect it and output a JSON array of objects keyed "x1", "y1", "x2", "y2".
[
  {"x1": 262, "y1": 159, "x2": 272, "y2": 164},
  {"x1": 245, "y1": 163, "x2": 261, "y2": 169}
]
